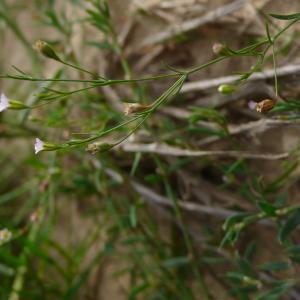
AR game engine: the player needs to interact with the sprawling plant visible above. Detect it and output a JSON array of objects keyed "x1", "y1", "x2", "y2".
[{"x1": 1, "y1": 1, "x2": 300, "y2": 299}]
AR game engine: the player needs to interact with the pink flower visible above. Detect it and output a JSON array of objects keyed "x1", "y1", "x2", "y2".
[
  {"x1": 34, "y1": 138, "x2": 44, "y2": 154},
  {"x1": 0, "y1": 93, "x2": 9, "y2": 112},
  {"x1": 248, "y1": 100, "x2": 257, "y2": 110}
]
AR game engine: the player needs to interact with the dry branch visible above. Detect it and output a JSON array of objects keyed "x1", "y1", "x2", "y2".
[
  {"x1": 122, "y1": 142, "x2": 289, "y2": 160},
  {"x1": 139, "y1": 0, "x2": 248, "y2": 48},
  {"x1": 181, "y1": 64, "x2": 300, "y2": 93},
  {"x1": 132, "y1": 180, "x2": 272, "y2": 227},
  {"x1": 132, "y1": 180, "x2": 238, "y2": 219}
]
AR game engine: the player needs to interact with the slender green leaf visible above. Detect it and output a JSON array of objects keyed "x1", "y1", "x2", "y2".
[
  {"x1": 270, "y1": 13, "x2": 300, "y2": 20},
  {"x1": 279, "y1": 209, "x2": 300, "y2": 243}
]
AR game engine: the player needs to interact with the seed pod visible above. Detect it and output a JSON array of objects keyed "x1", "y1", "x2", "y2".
[
  {"x1": 86, "y1": 142, "x2": 113, "y2": 155},
  {"x1": 255, "y1": 99, "x2": 276, "y2": 113},
  {"x1": 8, "y1": 100, "x2": 29, "y2": 110},
  {"x1": 123, "y1": 103, "x2": 152, "y2": 116},
  {"x1": 212, "y1": 43, "x2": 231, "y2": 56},
  {"x1": 34, "y1": 40, "x2": 62, "y2": 62},
  {"x1": 218, "y1": 84, "x2": 236, "y2": 94}
]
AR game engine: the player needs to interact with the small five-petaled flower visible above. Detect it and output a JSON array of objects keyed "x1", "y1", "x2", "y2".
[
  {"x1": 0, "y1": 93, "x2": 9, "y2": 112},
  {"x1": 34, "y1": 138, "x2": 45, "y2": 154},
  {"x1": 0, "y1": 228, "x2": 12, "y2": 245}
]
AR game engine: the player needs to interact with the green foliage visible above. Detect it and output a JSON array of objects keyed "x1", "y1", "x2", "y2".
[{"x1": 279, "y1": 208, "x2": 300, "y2": 243}]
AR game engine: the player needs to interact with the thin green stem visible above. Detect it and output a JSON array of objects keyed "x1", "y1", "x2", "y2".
[
  {"x1": 0, "y1": 72, "x2": 179, "y2": 84},
  {"x1": 66, "y1": 115, "x2": 142, "y2": 146},
  {"x1": 272, "y1": 45, "x2": 278, "y2": 96},
  {"x1": 155, "y1": 158, "x2": 211, "y2": 300},
  {"x1": 60, "y1": 60, "x2": 106, "y2": 80}
]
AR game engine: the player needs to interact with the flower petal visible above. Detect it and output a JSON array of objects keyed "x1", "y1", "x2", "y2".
[
  {"x1": 0, "y1": 93, "x2": 9, "y2": 112},
  {"x1": 248, "y1": 100, "x2": 257, "y2": 110},
  {"x1": 34, "y1": 138, "x2": 44, "y2": 154}
]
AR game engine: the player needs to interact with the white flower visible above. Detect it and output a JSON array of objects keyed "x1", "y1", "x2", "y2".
[
  {"x1": 0, "y1": 228, "x2": 12, "y2": 244},
  {"x1": 34, "y1": 138, "x2": 44, "y2": 154},
  {"x1": 0, "y1": 93, "x2": 9, "y2": 112}
]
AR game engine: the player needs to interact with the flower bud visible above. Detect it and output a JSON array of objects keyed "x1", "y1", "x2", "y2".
[
  {"x1": 8, "y1": 100, "x2": 29, "y2": 110},
  {"x1": 255, "y1": 99, "x2": 276, "y2": 113},
  {"x1": 218, "y1": 84, "x2": 236, "y2": 94},
  {"x1": 34, "y1": 40, "x2": 62, "y2": 62},
  {"x1": 86, "y1": 142, "x2": 113, "y2": 155},
  {"x1": 124, "y1": 103, "x2": 152, "y2": 116},
  {"x1": 30, "y1": 208, "x2": 43, "y2": 223},
  {"x1": 212, "y1": 43, "x2": 232, "y2": 56}
]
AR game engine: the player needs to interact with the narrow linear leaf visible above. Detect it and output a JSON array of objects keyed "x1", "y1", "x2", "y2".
[
  {"x1": 258, "y1": 201, "x2": 276, "y2": 216},
  {"x1": 279, "y1": 208, "x2": 300, "y2": 243},
  {"x1": 259, "y1": 261, "x2": 290, "y2": 272},
  {"x1": 255, "y1": 283, "x2": 292, "y2": 300},
  {"x1": 270, "y1": 13, "x2": 300, "y2": 20}
]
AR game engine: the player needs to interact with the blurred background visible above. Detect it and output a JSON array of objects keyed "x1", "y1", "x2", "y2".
[{"x1": 1, "y1": 0, "x2": 300, "y2": 299}]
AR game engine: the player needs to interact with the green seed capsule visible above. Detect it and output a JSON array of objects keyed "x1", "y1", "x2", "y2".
[
  {"x1": 8, "y1": 100, "x2": 29, "y2": 110},
  {"x1": 218, "y1": 84, "x2": 236, "y2": 94},
  {"x1": 34, "y1": 40, "x2": 62, "y2": 62}
]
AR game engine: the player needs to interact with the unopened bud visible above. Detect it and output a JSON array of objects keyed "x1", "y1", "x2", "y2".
[
  {"x1": 242, "y1": 276, "x2": 262, "y2": 289},
  {"x1": 218, "y1": 84, "x2": 236, "y2": 94},
  {"x1": 30, "y1": 208, "x2": 43, "y2": 223},
  {"x1": 8, "y1": 100, "x2": 29, "y2": 110},
  {"x1": 255, "y1": 99, "x2": 276, "y2": 113},
  {"x1": 212, "y1": 43, "x2": 232, "y2": 56},
  {"x1": 86, "y1": 142, "x2": 113, "y2": 155},
  {"x1": 213, "y1": 43, "x2": 226, "y2": 55},
  {"x1": 34, "y1": 40, "x2": 62, "y2": 62},
  {"x1": 124, "y1": 103, "x2": 152, "y2": 116}
]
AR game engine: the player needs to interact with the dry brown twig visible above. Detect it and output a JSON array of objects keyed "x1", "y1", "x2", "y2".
[
  {"x1": 132, "y1": 180, "x2": 238, "y2": 219},
  {"x1": 138, "y1": 0, "x2": 249, "y2": 48},
  {"x1": 181, "y1": 63, "x2": 300, "y2": 93},
  {"x1": 198, "y1": 118, "x2": 300, "y2": 146},
  {"x1": 121, "y1": 142, "x2": 288, "y2": 160},
  {"x1": 131, "y1": 180, "x2": 272, "y2": 226}
]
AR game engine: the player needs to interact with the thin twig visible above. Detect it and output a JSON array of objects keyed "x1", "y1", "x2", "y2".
[
  {"x1": 121, "y1": 142, "x2": 289, "y2": 160},
  {"x1": 131, "y1": 180, "x2": 272, "y2": 227},
  {"x1": 181, "y1": 64, "x2": 300, "y2": 93},
  {"x1": 132, "y1": 180, "x2": 237, "y2": 219},
  {"x1": 197, "y1": 118, "x2": 300, "y2": 146},
  {"x1": 139, "y1": 0, "x2": 248, "y2": 48},
  {"x1": 161, "y1": 107, "x2": 300, "y2": 147}
]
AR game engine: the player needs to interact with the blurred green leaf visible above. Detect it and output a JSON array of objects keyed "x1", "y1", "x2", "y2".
[
  {"x1": 257, "y1": 201, "x2": 276, "y2": 216},
  {"x1": 163, "y1": 256, "x2": 190, "y2": 269},
  {"x1": 279, "y1": 208, "x2": 300, "y2": 243},
  {"x1": 259, "y1": 261, "x2": 290, "y2": 272},
  {"x1": 255, "y1": 283, "x2": 292, "y2": 300},
  {"x1": 270, "y1": 13, "x2": 300, "y2": 20}
]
